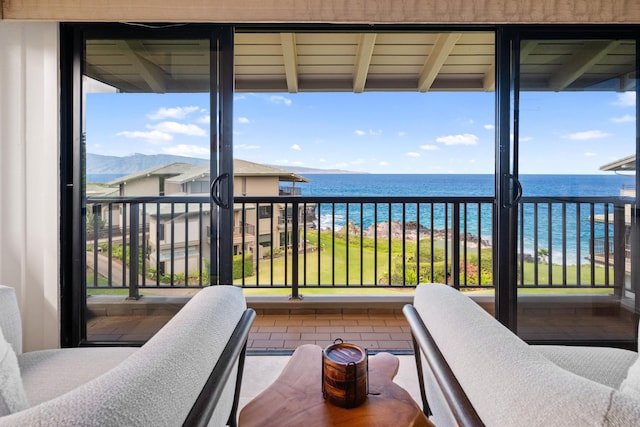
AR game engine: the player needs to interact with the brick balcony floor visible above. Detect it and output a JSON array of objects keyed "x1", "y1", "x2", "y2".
[
  {"x1": 87, "y1": 309, "x2": 413, "y2": 352},
  {"x1": 86, "y1": 291, "x2": 638, "y2": 351},
  {"x1": 247, "y1": 308, "x2": 412, "y2": 352}
]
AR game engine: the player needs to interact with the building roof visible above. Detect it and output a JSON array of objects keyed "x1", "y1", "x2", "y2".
[
  {"x1": 600, "y1": 154, "x2": 636, "y2": 172},
  {"x1": 108, "y1": 162, "x2": 195, "y2": 185},
  {"x1": 234, "y1": 159, "x2": 309, "y2": 182},
  {"x1": 165, "y1": 159, "x2": 309, "y2": 184}
]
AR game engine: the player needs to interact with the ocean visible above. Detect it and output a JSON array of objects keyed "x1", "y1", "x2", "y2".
[
  {"x1": 88, "y1": 173, "x2": 633, "y2": 197},
  {"x1": 87, "y1": 173, "x2": 633, "y2": 264},
  {"x1": 302, "y1": 174, "x2": 633, "y2": 265}
]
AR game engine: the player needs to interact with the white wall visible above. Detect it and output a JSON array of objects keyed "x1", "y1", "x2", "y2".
[{"x1": 0, "y1": 21, "x2": 60, "y2": 351}]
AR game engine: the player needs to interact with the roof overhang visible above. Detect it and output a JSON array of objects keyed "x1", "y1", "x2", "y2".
[
  {"x1": 600, "y1": 154, "x2": 636, "y2": 172},
  {"x1": 83, "y1": 32, "x2": 636, "y2": 95}
]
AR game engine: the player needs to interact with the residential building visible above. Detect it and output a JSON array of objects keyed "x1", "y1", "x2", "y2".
[{"x1": 101, "y1": 159, "x2": 309, "y2": 277}]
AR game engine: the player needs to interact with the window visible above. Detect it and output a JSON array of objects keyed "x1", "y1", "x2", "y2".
[{"x1": 259, "y1": 205, "x2": 272, "y2": 219}]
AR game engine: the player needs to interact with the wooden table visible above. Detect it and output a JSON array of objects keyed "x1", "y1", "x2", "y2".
[{"x1": 239, "y1": 344, "x2": 433, "y2": 427}]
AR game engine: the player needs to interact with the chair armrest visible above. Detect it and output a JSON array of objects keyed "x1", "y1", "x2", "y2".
[
  {"x1": 183, "y1": 308, "x2": 256, "y2": 427},
  {"x1": 403, "y1": 304, "x2": 484, "y2": 427}
]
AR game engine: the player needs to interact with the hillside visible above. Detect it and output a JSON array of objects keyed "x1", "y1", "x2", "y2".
[
  {"x1": 87, "y1": 153, "x2": 361, "y2": 175},
  {"x1": 86, "y1": 153, "x2": 208, "y2": 174},
  {"x1": 268, "y1": 165, "x2": 364, "y2": 175}
]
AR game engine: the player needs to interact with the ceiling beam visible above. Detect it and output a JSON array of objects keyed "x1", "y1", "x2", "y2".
[
  {"x1": 418, "y1": 33, "x2": 462, "y2": 92},
  {"x1": 549, "y1": 40, "x2": 620, "y2": 91},
  {"x1": 280, "y1": 33, "x2": 299, "y2": 93},
  {"x1": 519, "y1": 40, "x2": 538, "y2": 63},
  {"x1": 483, "y1": 63, "x2": 495, "y2": 91},
  {"x1": 117, "y1": 40, "x2": 167, "y2": 93},
  {"x1": 353, "y1": 33, "x2": 377, "y2": 93}
]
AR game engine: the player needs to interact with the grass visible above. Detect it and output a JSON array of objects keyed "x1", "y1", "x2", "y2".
[
  {"x1": 87, "y1": 231, "x2": 615, "y2": 297},
  {"x1": 234, "y1": 230, "x2": 610, "y2": 289}
]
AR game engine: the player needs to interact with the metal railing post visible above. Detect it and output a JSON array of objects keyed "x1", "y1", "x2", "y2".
[
  {"x1": 613, "y1": 205, "x2": 626, "y2": 298},
  {"x1": 452, "y1": 203, "x2": 460, "y2": 289},
  {"x1": 291, "y1": 200, "x2": 300, "y2": 299},
  {"x1": 128, "y1": 202, "x2": 140, "y2": 300},
  {"x1": 92, "y1": 204, "x2": 100, "y2": 288}
]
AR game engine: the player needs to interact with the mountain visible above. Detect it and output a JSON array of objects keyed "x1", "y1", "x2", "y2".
[
  {"x1": 86, "y1": 153, "x2": 361, "y2": 175},
  {"x1": 86, "y1": 153, "x2": 209, "y2": 174},
  {"x1": 268, "y1": 165, "x2": 365, "y2": 174}
]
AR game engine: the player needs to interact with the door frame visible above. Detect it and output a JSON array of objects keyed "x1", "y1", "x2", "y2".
[{"x1": 59, "y1": 23, "x2": 236, "y2": 346}]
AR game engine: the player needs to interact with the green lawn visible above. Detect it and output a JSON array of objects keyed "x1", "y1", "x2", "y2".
[
  {"x1": 234, "y1": 230, "x2": 613, "y2": 291},
  {"x1": 87, "y1": 231, "x2": 614, "y2": 296}
]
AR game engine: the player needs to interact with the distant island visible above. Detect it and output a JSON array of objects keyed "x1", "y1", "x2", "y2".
[
  {"x1": 268, "y1": 165, "x2": 365, "y2": 175},
  {"x1": 86, "y1": 153, "x2": 362, "y2": 176}
]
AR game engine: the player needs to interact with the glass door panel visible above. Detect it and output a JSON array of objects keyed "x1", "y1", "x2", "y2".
[
  {"x1": 515, "y1": 37, "x2": 637, "y2": 345},
  {"x1": 82, "y1": 37, "x2": 212, "y2": 343}
]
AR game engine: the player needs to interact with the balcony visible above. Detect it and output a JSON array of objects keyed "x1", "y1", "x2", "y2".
[{"x1": 85, "y1": 194, "x2": 638, "y2": 350}]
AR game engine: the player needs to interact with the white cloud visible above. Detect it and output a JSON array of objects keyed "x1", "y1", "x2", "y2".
[
  {"x1": 354, "y1": 129, "x2": 382, "y2": 136},
  {"x1": 611, "y1": 114, "x2": 635, "y2": 123},
  {"x1": 197, "y1": 115, "x2": 210, "y2": 124},
  {"x1": 162, "y1": 144, "x2": 209, "y2": 157},
  {"x1": 397, "y1": 131, "x2": 407, "y2": 137},
  {"x1": 335, "y1": 162, "x2": 349, "y2": 168},
  {"x1": 520, "y1": 136, "x2": 534, "y2": 142},
  {"x1": 469, "y1": 159, "x2": 477, "y2": 164},
  {"x1": 436, "y1": 133, "x2": 479, "y2": 146},
  {"x1": 270, "y1": 95, "x2": 292, "y2": 106},
  {"x1": 291, "y1": 144, "x2": 302, "y2": 151},
  {"x1": 484, "y1": 124, "x2": 495, "y2": 130},
  {"x1": 407, "y1": 152, "x2": 421, "y2": 158},
  {"x1": 116, "y1": 130, "x2": 173, "y2": 143},
  {"x1": 235, "y1": 144, "x2": 261, "y2": 150},
  {"x1": 379, "y1": 161, "x2": 389, "y2": 166},
  {"x1": 420, "y1": 144, "x2": 440, "y2": 151},
  {"x1": 564, "y1": 130, "x2": 610, "y2": 140},
  {"x1": 584, "y1": 152, "x2": 597, "y2": 157},
  {"x1": 319, "y1": 158, "x2": 327, "y2": 163},
  {"x1": 151, "y1": 121, "x2": 207, "y2": 136},
  {"x1": 238, "y1": 117, "x2": 250, "y2": 124},
  {"x1": 291, "y1": 161, "x2": 304, "y2": 166},
  {"x1": 147, "y1": 106, "x2": 200, "y2": 120},
  {"x1": 351, "y1": 158, "x2": 366, "y2": 165},
  {"x1": 234, "y1": 95, "x2": 246, "y2": 101},
  {"x1": 613, "y1": 92, "x2": 636, "y2": 107}
]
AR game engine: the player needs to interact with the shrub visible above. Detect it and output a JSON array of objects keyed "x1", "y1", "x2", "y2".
[{"x1": 233, "y1": 254, "x2": 253, "y2": 279}]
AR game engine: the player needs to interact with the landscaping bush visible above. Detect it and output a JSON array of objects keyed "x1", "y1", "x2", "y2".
[{"x1": 233, "y1": 254, "x2": 253, "y2": 279}]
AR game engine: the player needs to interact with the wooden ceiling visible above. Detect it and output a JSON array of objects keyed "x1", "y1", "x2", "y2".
[{"x1": 84, "y1": 32, "x2": 636, "y2": 94}]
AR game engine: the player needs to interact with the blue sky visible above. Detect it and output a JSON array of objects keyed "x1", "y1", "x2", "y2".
[{"x1": 86, "y1": 89, "x2": 636, "y2": 174}]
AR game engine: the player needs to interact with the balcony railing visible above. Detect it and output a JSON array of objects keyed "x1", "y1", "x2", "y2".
[
  {"x1": 279, "y1": 186, "x2": 302, "y2": 196},
  {"x1": 85, "y1": 195, "x2": 630, "y2": 299}
]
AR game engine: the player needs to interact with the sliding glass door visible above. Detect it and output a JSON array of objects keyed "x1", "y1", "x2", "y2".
[
  {"x1": 63, "y1": 25, "x2": 235, "y2": 345},
  {"x1": 508, "y1": 31, "x2": 638, "y2": 346}
]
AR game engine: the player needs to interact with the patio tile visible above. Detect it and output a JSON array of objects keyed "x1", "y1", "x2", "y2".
[
  {"x1": 330, "y1": 332, "x2": 362, "y2": 341},
  {"x1": 345, "y1": 326, "x2": 373, "y2": 333},
  {"x1": 361, "y1": 333, "x2": 392, "y2": 340},
  {"x1": 274, "y1": 319, "x2": 303, "y2": 326},
  {"x1": 256, "y1": 326, "x2": 288, "y2": 333},
  {"x1": 316, "y1": 326, "x2": 344, "y2": 333},
  {"x1": 302, "y1": 319, "x2": 332, "y2": 326},
  {"x1": 253, "y1": 340, "x2": 284, "y2": 348},
  {"x1": 269, "y1": 332, "x2": 301, "y2": 340},
  {"x1": 286, "y1": 326, "x2": 317, "y2": 333},
  {"x1": 300, "y1": 333, "x2": 331, "y2": 340}
]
